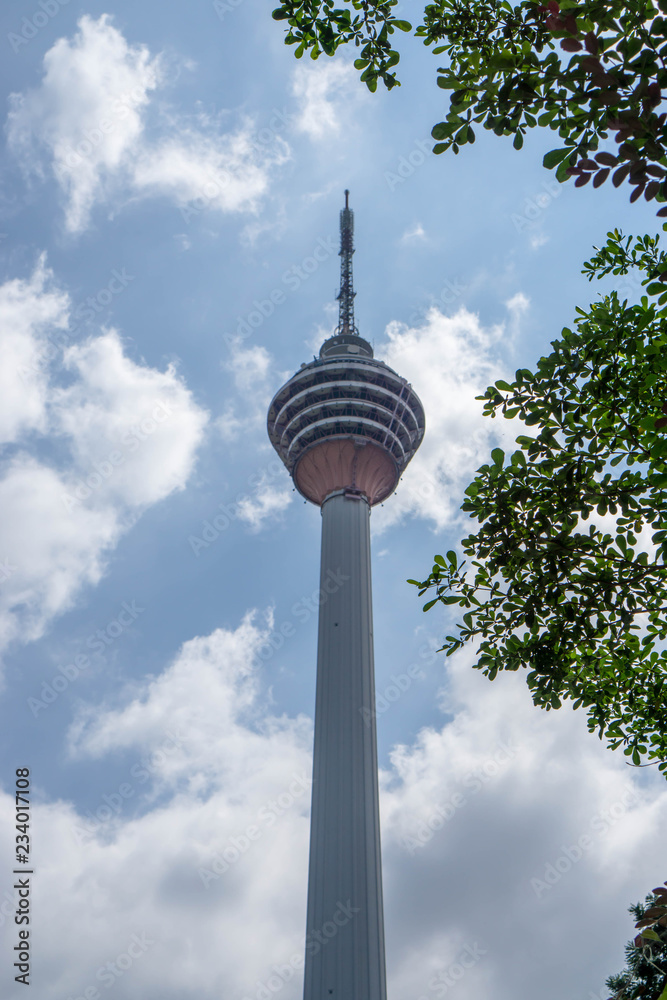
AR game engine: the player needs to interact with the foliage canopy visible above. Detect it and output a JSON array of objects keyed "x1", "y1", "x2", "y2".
[
  {"x1": 272, "y1": 0, "x2": 667, "y2": 211},
  {"x1": 606, "y1": 885, "x2": 667, "y2": 1000},
  {"x1": 409, "y1": 232, "x2": 667, "y2": 771}
]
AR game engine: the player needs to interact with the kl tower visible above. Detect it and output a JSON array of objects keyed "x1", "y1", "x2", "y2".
[{"x1": 267, "y1": 192, "x2": 425, "y2": 1000}]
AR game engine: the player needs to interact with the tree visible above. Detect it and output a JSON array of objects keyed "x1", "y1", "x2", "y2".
[
  {"x1": 409, "y1": 231, "x2": 667, "y2": 770},
  {"x1": 271, "y1": 0, "x2": 667, "y2": 213},
  {"x1": 271, "y1": 1, "x2": 667, "y2": 768},
  {"x1": 606, "y1": 883, "x2": 667, "y2": 1000}
]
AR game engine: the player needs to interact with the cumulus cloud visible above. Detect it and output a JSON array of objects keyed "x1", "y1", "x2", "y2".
[
  {"x1": 216, "y1": 340, "x2": 285, "y2": 446},
  {"x1": 0, "y1": 614, "x2": 314, "y2": 1000},
  {"x1": 0, "y1": 255, "x2": 69, "y2": 444},
  {"x1": 373, "y1": 304, "x2": 525, "y2": 533},
  {"x1": 237, "y1": 483, "x2": 292, "y2": 533},
  {"x1": 6, "y1": 15, "x2": 287, "y2": 233},
  {"x1": 290, "y1": 61, "x2": 364, "y2": 140},
  {"x1": 0, "y1": 259, "x2": 208, "y2": 655},
  {"x1": 1, "y1": 610, "x2": 666, "y2": 1000},
  {"x1": 53, "y1": 331, "x2": 207, "y2": 508}
]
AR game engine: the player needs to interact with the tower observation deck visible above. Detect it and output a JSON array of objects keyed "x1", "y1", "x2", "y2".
[{"x1": 267, "y1": 193, "x2": 425, "y2": 1000}]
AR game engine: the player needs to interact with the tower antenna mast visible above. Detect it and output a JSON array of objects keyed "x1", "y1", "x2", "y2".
[{"x1": 336, "y1": 189, "x2": 357, "y2": 335}]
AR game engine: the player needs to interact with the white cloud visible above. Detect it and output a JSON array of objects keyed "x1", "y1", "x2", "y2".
[
  {"x1": 373, "y1": 305, "x2": 523, "y2": 533},
  {"x1": 401, "y1": 223, "x2": 426, "y2": 243},
  {"x1": 290, "y1": 61, "x2": 363, "y2": 140},
  {"x1": 6, "y1": 15, "x2": 287, "y2": 233},
  {"x1": 0, "y1": 259, "x2": 208, "y2": 656},
  {"x1": 237, "y1": 484, "x2": 292, "y2": 532},
  {"x1": 217, "y1": 340, "x2": 279, "y2": 443},
  {"x1": 53, "y1": 330, "x2": 208, "y2": 508},
  {"x1": 0, "y1": 254, "x2": 69, "y2": 444},
  {"x1": 0, "y1": 455, "x2": 118, "y2": 651},
  {"x1": 226, "y1": 341, "x2": 272, "y2": 393},
  {"x1": 1, "y1": 612, "x2": 665, "y2": 1000}
]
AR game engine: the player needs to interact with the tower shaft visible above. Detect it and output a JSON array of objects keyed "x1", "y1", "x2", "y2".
[{"x1": 303, "y1": 489, "x2": 387, "y2": 1000}]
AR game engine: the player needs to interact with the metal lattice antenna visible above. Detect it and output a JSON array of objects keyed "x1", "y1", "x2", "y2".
[{"x1": 336, "y1": 189, "x2": 357, "y2": 335}]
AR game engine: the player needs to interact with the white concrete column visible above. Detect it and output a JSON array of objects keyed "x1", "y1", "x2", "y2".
[{"x1": 302, "y1": 489, "x2": 387, "y2": 1000}]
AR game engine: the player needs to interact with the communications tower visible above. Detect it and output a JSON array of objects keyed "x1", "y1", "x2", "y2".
[{"x1": 267, "y1": 192, "x2": 425, "y2": 1000}]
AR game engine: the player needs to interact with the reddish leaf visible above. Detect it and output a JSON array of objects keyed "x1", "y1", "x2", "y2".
[
  {"x1": 563, "y1": 13, "x2": 577, "y2": 33},
  {"x1": 655, "y1": 417, "x2": 667, "y2": 430},
  {"x1": 653, "y1": 886, "x2": 667, "y2": 894},
  {"x1": 645, "y1": 180, "x2": 661, "y2": 200},
  {"x1": 612, "y1": 163, "x2": 632, "y2": 186},
  {"x1": 595, "y1": 152, "x2": 618, "y2": 166},
  {"x1": 547, "y1": 0, "x2": 559, "y2": 11},
  {"x1": 593, "y1": 168, "x2": 610, "y2": 187},
  {"x1": 578, "y1": 158, "x2": 598, "y2": 170},
  {"x1": 584, "y1": 32, "x2": 599, "y2": 55},
  {"x1": 630, "y1": 183, "x2": 645, "y2": 202},
  {"x1": 646, "y1": 165, "x2": 666, "y2": 178},
  {"x1": 656, "y1": 206, "x2": 667, "y2": 217},
  {"x1": 582, "y1": 56, "x2": 602, "y2": 73},
  {"x1": 575, "y1": 172, "x2": 591, "y2": 186},
  {"x1": 561, "y1": 38, "x2": 583, "y2": 51}
]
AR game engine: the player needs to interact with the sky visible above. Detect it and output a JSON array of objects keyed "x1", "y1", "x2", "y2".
[{"x1": 0, "y1": 3, "x2": 665, "y2": 1000}]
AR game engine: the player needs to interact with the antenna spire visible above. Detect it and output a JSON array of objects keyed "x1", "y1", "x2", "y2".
[{"x1": 336, "y1": 189, "x2": 357, "y2": 335}]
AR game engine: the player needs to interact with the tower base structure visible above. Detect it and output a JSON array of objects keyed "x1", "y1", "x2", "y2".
[{"x1": 302, "y1": 489, "x2": 387, "y2": 1000}]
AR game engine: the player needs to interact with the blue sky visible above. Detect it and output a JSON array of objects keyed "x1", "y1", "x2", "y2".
[{"x1": 0, "y1": 3, "x2": 665, "y2": 999}]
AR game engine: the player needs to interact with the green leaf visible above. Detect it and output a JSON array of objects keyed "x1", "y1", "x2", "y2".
[
  {"x1": 491, "y1": 448, "x2": 505, "y2": 466},
  {"x1": 543, "y1": 148, "x2": 571, "y2": 169}
]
